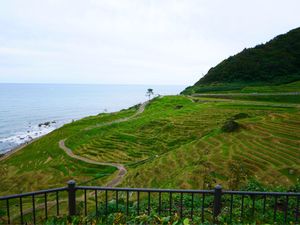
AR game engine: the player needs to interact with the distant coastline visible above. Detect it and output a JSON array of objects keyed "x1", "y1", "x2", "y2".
[
  {"x1": 0, "y1": 83, "x2": 185, "y2": 154},
  {"x1": 0, "y1": 119, "x2": 65, "y2": 154}
]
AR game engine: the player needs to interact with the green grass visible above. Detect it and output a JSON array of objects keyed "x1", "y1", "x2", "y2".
[
  {"x1": 0, "y1": 95, "x2": 300, "y2": 224},
  {"x1": 240, "y1": 80, "x2": 300, "y2": 93},
  {"x1": 183, "y1": 80, "x2": 300, "y2": 94},
  {"x1": 206, "y1": 94, "x2": 300, "y2": 103},
  {"x1": 0, "y1": 107, "x2": 139, "y2": 196},
  {"x1": 1, "y1": 95, "x2": 299, "y2": 196},
  {"x1": 60, "y1": 96, "x2": 300, "y2": 190},
  {"x1": 184, "y1": 80, "x2": 300, "y2": 104}
]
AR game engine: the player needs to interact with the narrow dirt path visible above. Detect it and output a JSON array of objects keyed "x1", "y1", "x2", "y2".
[
  {"x1": 11, "y1": 101, "x2": 149, "y2": 221},
  {"x1": 59, "y1": 139, "x2": 126, "y2": 187},
  {"x1": 85, "y1": 101, "x2": 148, "y2": 131},
  {"x1": 58, "y1": 100, "x2": 149, "y2": 187}
]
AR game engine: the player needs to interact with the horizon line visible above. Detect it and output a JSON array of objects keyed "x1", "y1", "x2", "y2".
[{"x1": 0, "y1": 82, "x2": 188, "y2": 86}]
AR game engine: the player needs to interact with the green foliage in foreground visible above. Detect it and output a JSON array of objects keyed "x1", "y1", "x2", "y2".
[
  {"x1": 182, "y1": 27, "x2": 300, "y2": 94},
  {"x1": 40, "y1": 181, "x2": 299, "y2": 225},
  {"x1": 45, "y1": 214, "x2": 191, "y2": 225}
]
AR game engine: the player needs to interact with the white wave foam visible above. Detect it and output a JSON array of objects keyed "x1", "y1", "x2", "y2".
[{"x1": 0, "y1": 121, "x2": 67, "y2": 154}]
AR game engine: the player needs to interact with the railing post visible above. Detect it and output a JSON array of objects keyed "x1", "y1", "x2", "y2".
[
  {"x1": 213, "y1": 184, "x2": 222, "y2": 223},
  {"x1": 67, "y1": 180, "x2": 76, "y2": 216}
]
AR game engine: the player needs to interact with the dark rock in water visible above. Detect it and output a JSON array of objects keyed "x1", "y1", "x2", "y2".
[
  {"x1": 38, "y1": 121, "x2": 51, "y2": 127},
  {"x1": 51, "y1": 120, "x2": 56, "y2": 123},
  {"x1": 221, "y1": 119, "x2": 240, "y2": 132},
  {"x1": 27, "y1": 130, "x2": 30, "y2": 133}
]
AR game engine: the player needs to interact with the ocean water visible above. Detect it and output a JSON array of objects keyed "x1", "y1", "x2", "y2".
[{"x1": 0, "y1": 83, "x2": 184, "y2": 154}]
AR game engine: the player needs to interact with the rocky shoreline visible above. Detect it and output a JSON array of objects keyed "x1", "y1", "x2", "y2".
[
  {"x1": 0, "y1": 137, "x2": 40, "y2": 161},
  {"x1": 0, "y1": 120, "x2": 59, "y2": 159}
]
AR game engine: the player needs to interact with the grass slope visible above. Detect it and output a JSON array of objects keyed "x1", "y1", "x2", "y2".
[
  {"x1": 1, "y1": 95, "x2": 300, "y2": 224},
  {"x1": 63, "y1": 96, "x2": 300, "y2": 190},
  {"x1": 1, "y1": 96, "x2": 299, "y2": 196},
  {"x1": 0, "y1": 107, "x2": 139, "y2": 195},
  {"x1": 183, "y1": 80, "x2": 300, "y2": 95}
]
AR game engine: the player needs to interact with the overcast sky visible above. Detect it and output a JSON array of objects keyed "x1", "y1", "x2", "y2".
[{"x1": 0, "y1": 0, "x2": 299, "y2": 85}]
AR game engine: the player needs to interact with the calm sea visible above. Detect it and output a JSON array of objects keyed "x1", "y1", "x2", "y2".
[{"x1": 0, "y1": 83, "x2": 184, "y2": 154}]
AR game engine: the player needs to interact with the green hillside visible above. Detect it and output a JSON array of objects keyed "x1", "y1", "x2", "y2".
[
  {"x1": 0, "y1": 108, "x2": 139, "y2": 195},
  {"x1": 1, "y1": 96, "x2": 299, "y2": 197},
  {"x1": 1, "y1": 95, "x2": 300, "y2": 224},
  {"x1": 67, "y1": 96, "x2": 300, "y2": 190},
  {"x1": 1, "y1": 27, "x2": 300, "y2": 225},
  {"x1": 182, "y1": 27, "x2": 300, "y2": 94}
]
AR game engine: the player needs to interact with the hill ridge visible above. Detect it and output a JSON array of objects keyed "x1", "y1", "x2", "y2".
[{"x1": 183, "y1": 27, "x2": 300, "y2": 94}]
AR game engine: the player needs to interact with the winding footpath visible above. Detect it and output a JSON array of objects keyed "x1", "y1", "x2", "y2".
[
  {"x1": 58, "y1": 100, "x2": 149, "y2": 187},
  {"x1": 10, "y1": 101, "x2": 148, "y2": 221},
  {"x1": 59, "y1": 139, "x2": 126, "y2": 187},
  {"x1": 85, "y1": 100, "x2": 148, "y2": 131}
]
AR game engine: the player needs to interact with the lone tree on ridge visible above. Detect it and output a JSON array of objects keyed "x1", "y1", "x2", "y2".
[{"x1": 146, "y1": 88, "x2": 154, "y2": 100}]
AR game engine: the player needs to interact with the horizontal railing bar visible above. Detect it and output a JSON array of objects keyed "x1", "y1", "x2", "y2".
[
  {"x1": 0, "y1": 187, "x2": 67, "y2": 200},
  {"x1": 77, "y1": 186, "x2": 300, "y2": 196},
  {"x1": 1, "y1": 185, "x2": 299, "y2": 202},
  {"x1": 76, "y1": 186, "x2": 215, "y2": 193},
  {"x1": 223, "y1": 190, "x2": 300, "y2": 196}
]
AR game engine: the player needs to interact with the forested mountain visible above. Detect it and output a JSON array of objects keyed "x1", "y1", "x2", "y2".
[{"x1": 183, "y1": 27, "x2": 300, "y2": 94}]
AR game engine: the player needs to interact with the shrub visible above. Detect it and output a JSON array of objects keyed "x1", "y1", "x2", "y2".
[
  {"x1": 221, "y1": 120, "x2": 240, "y2": 132},
  {"x1": 231, "y1": 113, "x2": 249, "y2": 120}
]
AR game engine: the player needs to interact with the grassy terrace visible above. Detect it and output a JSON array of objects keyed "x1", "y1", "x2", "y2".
[
  {"x1": 1, "y1": 95, "x2": 299, "y2": 196},
  {"x1": 183, "y1": 80, "x2": 300, "y2": 96},
  {"x1": 0, "y1": 107, "x2": 139, "y2": 196},
  {"x1": 239, "y1": 80, "x2": 300, "y2": 93},
  {"x1": 64, "y1": 96, "x2": 300, "y2": 190},
  {"x1": 0, "y1": 94, "x2": 299, "y2": 224}
]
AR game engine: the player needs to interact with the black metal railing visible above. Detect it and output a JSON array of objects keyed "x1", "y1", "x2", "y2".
[
  {"x1": 0, "y1": 187, "x2": 67, "y2": 224},
  {"x1": 0, "y1": 181, "x2": 299, "y2": 224}
]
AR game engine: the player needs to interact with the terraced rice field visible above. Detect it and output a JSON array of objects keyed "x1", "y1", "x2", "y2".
[
  {"x1": 65, "y1": 96, "x2": 300, "y2": 189},
  {"x1": 1, "y1": 92, "x2": 299, "y2": 224},
  {"x1": 1, "y1": 95, "x2": 299, "y2": 195},
  {"x1": 0, "y1": 106, "x2": 139, "y2": 195}
]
